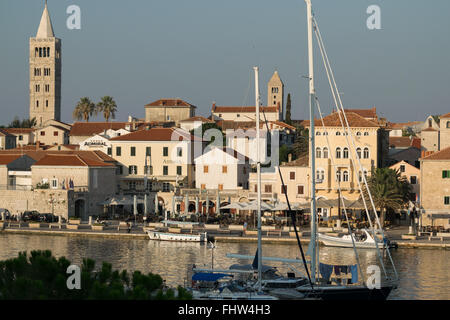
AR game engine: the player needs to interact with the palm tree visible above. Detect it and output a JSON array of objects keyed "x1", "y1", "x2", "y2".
[
  {"x1": 73, "y1": 97, "x2": 96, "y2": 122},
  {"x1": 97, "y1": 96, "x2": 117, "y2": 122},
  {"x1": 363, "y1": 167, "x2": 412, "y2": 228}
]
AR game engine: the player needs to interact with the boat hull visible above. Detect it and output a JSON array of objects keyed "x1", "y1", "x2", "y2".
[
  {"x1": 147, "y1": 230, "x2": 207, "y2": 242},
  {"x1": 296, "y1": 284, "x2": 394, "y2": 300},
  {"x1": 318, "y1": 233, "x2": 385, "y2": 249}
]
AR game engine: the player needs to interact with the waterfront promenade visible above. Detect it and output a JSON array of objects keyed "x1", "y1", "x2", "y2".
[{"x1": 1, "y1": 221, "x2": 449, "y2": 249}]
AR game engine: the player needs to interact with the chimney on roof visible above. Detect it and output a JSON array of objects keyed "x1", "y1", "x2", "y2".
[{"x1": 128, "y1": 115, "x2": 132, "y2": 122}]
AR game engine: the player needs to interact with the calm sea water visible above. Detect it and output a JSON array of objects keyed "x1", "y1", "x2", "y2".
[{"x1": 0, "y1": 233, "x2": 448, "y2": 300}]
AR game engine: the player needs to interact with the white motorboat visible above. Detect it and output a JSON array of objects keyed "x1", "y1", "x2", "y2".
[
  {"x1": 147, "y1": 230, "x2": 207, "y2": 242},
  {"x1": 318, "y1": 229, "x2": 390, "y2": 249}
]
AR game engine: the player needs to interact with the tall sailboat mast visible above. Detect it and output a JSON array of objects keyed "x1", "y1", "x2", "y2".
[
  {"x1": 253, "y1": 66, "x2": 263, "y2": 293},
  {"x1": 306, "y1": 0, "x2": 318, "y2": 283}
]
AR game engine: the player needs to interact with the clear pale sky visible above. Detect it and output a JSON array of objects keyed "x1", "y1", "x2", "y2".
[{"x1": 1, "y1": 0, "x2": 449, "y2": 124}]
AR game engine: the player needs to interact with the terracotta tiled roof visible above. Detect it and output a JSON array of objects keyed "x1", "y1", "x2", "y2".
[
  {"x1": 302, "y1": 111, "x2": 380, "y2": 128},
  {"x1": 421, "y1": 147, "x2": 450, "y2": 161},
  {"x1": 387, "y1": 121, "x2": 422, "y2": 130},
  {"x1": 144, "y1": 99, "x2": 196, "y2": 108},
  {"x1": 389, "y1": 137, "x2": 412, "y2": 148},
  {"x1": 33, "y1": 154, "x2": 114, "y2": 167},
  {"x1": 217, "y1": 120, "x2": 295, "y2": 131},
  {"x1": 281, "y1": 155, "x2": 309, "y2": 167},
  {"x1": 0, "y1": 154, "x2": 22, "y2": 165},
  {"x1": 343, "y1": 107, "x2": 377, "y2": 120},
  {"x1": 0, "y1": 129, "x2": 15, "y2": 137},
  {"x1": 422, "y1": 127, "x2": 438, "y2": 132},
  {"x1": 69, "y1": 122, "x2": 129, "y2": 136},
  {"x1": 8, "y1": 143, "x2": 50, "y2": 151},
  {"x1": 179, "y1": 116, "x2": 214, "y2": 123},
  {"x1": 389, "y1": 136, "x2": 421, "y2": 149},
  {"x1": 2, "y1": 128, "x2": 35, "y2": 134},
  {"x1": 271, "y1": 121, "x2": 296, "y2": 131},
  {"x1": 0, "y1": 150, "x2": 116, "y2": 164},
  {"x1": 440, "y1": 112, "x2": 450, "y2": 118},
  {"x1": 212, "y1": 103, "x2": 279, "y2": 113},
  {"x1": 109, "y1": 127, "x2": 202, "y2": 142}
]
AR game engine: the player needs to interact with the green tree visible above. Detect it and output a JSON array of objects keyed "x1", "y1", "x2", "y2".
[
  {"x1": 0, "y1": 250, "x2": 192, "y2": 300},
  {"x1": 97, "y1": 96, "x2": 117, "y2": 122},
  {"x1": 73, "y1": 97, "x2": 96, "y2": 122},
  {"x1": 285, "y1": 93, "x2": 292, "y2": 125},
  {"x1": 292, "y1": 125, "x2": 309, "y2": 159},
  {"x1": 363, "y1": 167, "x2": 412, "y2": 228},
  {"x1": 7, "y1": 117, "x2": 37, "y2": 128},
  {"x1": 190, "y1": 122, "x2": 225, "y2": 147},
  {"x1": 279, "y1": 144, "x2": 293, "y2": 163}
]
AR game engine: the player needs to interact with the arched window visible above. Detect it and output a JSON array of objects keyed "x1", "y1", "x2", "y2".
[
  {"x1": 356, "y1": 132, "x2": 361, "y2": 136},
  {"x1": 358, "y1": 171, "x2": 363, "y2": 182},
  {"x1": 343, "y1": 170, "x2": 349, "y2": 182},
  {"x1": 363, "y1": 148, "x2": 369, "y2": 159},
  {"x1": 323, "y1": 131, "x2": 328, "y2": 136},
  {"x1": 364, "y1": 132, "x2": 369, "y2": 136},
  {"x1": 447, "y1": 121, "x2": 450, "y2": 129},
  {"x1": 47, "y1": 47, "x2": 50, "y2": 57},
  {"x1": 35, "y1": 48, "x2": 39, "y2": 57},
  {"x1": 39, "y1": 47, "x2": 42, "y2": 57},
  {"x1": 323, "y1": 147, "x2": 328, "y2": 158},
  {"x1": 343, "y1": 147, "x2": 349, "y2": 159},
  {"x1": 316, "y1": 147, "x2": 322, "y2": 158},
  {"x1": 428, "y1": 118, "x2": 432, "y2": 128},
  {"x1": 336, "y1": 171, "x2": 341, "y2": 182},
  {"x1": 336, "y1": 147, "x2": 341, "y2": 159},
  {"x1": 363, "y1": 169, "x2": 368, "y2": 180},
  {"x1": 316, "y1": 131, "x2": 321, "y2": 136},
  {"x1": 336, "y1": 131, "x2": 341, "y2": 136},
  {"x1": 356, "y1": 148, "x2": 362, "y2": 159}
]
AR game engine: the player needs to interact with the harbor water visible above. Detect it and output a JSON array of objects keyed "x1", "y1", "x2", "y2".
[{"x1": 0, "y1": 233, "x2": 448, "y2": 300}]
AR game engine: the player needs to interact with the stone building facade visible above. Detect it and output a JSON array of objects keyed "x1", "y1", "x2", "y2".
[{"x1": 144, "y1": 99, "x2": 196, "y2": 125}]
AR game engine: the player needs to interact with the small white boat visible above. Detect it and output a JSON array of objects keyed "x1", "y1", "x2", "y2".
[
  {"x1": 147, "y1": 230, "x2": 207, "y2": 242},
  {"x1": 318, "y1": 229, "x2": 389, "y2": 249}
]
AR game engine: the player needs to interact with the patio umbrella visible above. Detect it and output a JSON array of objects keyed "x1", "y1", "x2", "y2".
[
  {"x1": 221, "y1": 202, "x2": 246, "y2": 210},
  {"x1": 155, "y1": 194, "x2": 159, "y2": 214},
  {"x1": 216, "y1": 193, "x2": 220, "y2": 215},
  {"x1": 195, "y1": 196, "x2": 199, "y2": 215},
  {"x1": 271, "y1": 201, "x2": 289, "y2": 211},
  {"x1": 238, "y1": 200, "x2": 273, "y2": 211}
]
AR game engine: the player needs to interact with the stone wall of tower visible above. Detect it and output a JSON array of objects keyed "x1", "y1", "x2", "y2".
[
  {"x1": 29, "y1": 37, "x2": 61, "y2": 127},
  {"x1": 267, "y1": 72, "x2": 284, "y2": 121}
]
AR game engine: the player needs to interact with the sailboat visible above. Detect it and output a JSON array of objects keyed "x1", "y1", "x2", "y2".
[
  {"x1": 293, "y1": 0, "x2": 397, "y2": 300},
  {"x1": 187, "y1": 67, "x2": 279, "y2": 300}
]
